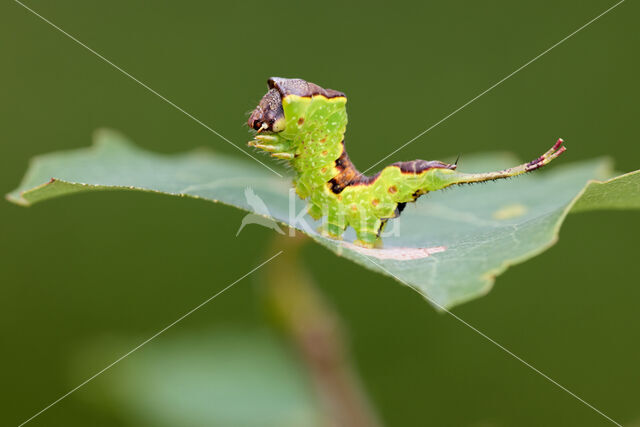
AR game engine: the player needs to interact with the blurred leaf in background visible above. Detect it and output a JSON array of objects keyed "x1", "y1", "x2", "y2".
[{"x1": 76, "y1": 329, "x2": 322, "y2": 427}]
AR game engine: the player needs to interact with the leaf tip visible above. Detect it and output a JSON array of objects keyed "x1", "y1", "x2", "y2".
[{"x1": 4, "y1": 191, "x2": 30, "y2": 206}]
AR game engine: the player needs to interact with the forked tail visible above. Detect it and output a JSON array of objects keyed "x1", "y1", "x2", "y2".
[{"x1": 443, "y1": 138, "x2": 566, "y2": 186}]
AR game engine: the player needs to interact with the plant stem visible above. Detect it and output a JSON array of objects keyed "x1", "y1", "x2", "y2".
[{"x1": 263, "y1": 233, "x2": 381, "y2": 427}]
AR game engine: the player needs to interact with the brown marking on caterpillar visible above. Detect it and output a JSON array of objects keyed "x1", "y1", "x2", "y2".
[
  {"x1": 328, "y1": 143, "x2": 455, "y2": 196},
  {"x1": 268, "y1": 77, "x2": 345, "y2": 99},
  {"x1": 392, "y1": 160, "x2": 457, "y2": 174},
  {"x1": 388, "y1": 185, "x2": 398, "y2": 194},
  {"x1": 526, "y1": 156, "x2": 544, "y2": 167},
  {"x1": 329, "y1": 143, "x2": 381, "y2": 194},
  {"x1": 525, "y1": 161, "x2": 545, "y2": 172},
  {"x1": 371, "y1": 199, "x2": 379, "y2": 207},
  {"x1": 321, "y1": 150, "x2": 328, "y2": 157},
  {"x1": 248, "y1": 77, "x2": 344, "y2": 132},
  {"x1": 333, "y1": 146, "x2": 349, "y2": 171},
  {"x1": 320, "y1": 138, "x2": 326, "y2": 143},
  {"x1": 321, "y1": 167, "x2": 327, "y2": 173},
  {"x1": 329, "y1": 145, "x2": 362, "y2": 194}
]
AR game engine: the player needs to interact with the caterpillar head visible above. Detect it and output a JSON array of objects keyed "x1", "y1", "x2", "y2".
[
  {"x1": 248, "y1": 77, "x2": 345, "y2": 133},
  {"x1": 247, "y1": 87, "x2": 285, "y2": 133}
]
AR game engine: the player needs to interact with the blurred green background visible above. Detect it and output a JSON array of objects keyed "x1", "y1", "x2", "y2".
[{"x1": 1, "y1": 1, "x2": 639, "y2": 426}]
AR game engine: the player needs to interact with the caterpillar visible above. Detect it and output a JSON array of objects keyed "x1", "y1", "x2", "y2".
[{"x1": 247, "y1": 77, "x2": 566, "y2": 248}]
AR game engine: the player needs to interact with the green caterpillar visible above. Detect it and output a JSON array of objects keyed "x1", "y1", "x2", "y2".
[{"x1": 248, "y1": 77, "x2": 566, "y2": 248}]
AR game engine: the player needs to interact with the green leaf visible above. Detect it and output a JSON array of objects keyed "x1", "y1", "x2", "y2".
[
  {"x1": 570, "y1": 169, "x2": 640, "y2": 212},
  {"x1": 75, "y1": 329, "x2": 321, "y2": 427},
  {"x1": 7, "y1": 130, "x2": 639, "y2": 308}
]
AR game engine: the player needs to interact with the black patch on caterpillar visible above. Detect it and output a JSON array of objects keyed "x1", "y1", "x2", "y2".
[
  {"x1": 376, "y1": 219, "x2": 388, "y2": 238},
  {"x1": 328, "y1": 177, "x2": 344, "y2": 194},
  {"x1": 376, "y1": 202, "x2": 407, "y2": 236},
  {"x1": 396, "y1": 202, "x2": 407, "y2": 215}
]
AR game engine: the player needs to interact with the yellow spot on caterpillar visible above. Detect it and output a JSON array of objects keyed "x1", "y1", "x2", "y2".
[
  {"x1": 492, "y1": 203, "x2": 527, "y2": 220},
  {"x1": 388, "y1": 186, "x2": 398, "y2": 194},
  {"x1": 350, "y1": 204, "x2": 358, "y2": 211}
]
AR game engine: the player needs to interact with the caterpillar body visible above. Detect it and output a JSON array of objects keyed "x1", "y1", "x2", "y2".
[{"x1": 248, "y1": 77, "x2": 566, "y2": 248}]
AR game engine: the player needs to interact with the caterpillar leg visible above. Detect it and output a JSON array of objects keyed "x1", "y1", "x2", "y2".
[
  {"x1": 353, "y1": 218, "x2": 384, "y2": 248},
  {"x1": 307, "y1": 203, "x2": 323, "y2": 220},
  {"x1": 354, "y1": 231, "x2": 382, "y2": 248},
  {"x1": 318, "y1": 210, "x2": 348, "y2": 240},
  {"x1": 319, "y1": 223, "x2": 346, "y2": 240},
  {"x1": 247, "y1": 135, "x2": 294, "y2": 159}
]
